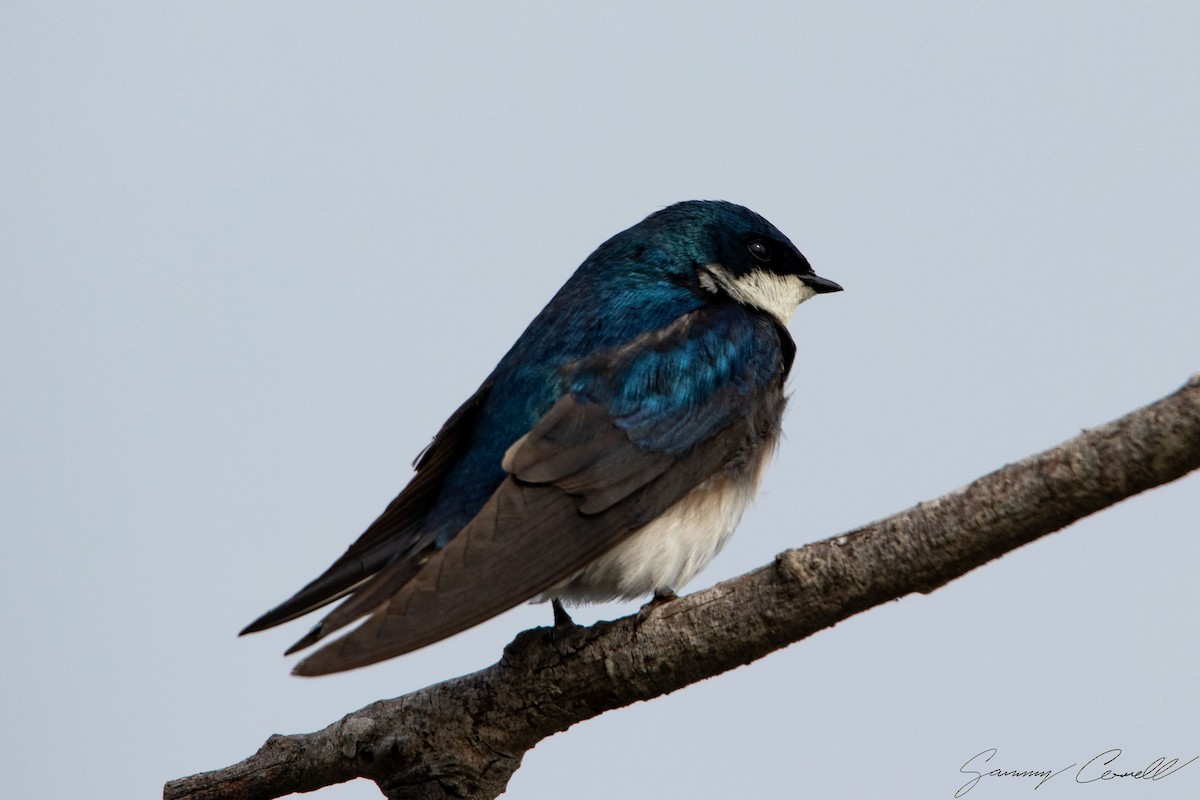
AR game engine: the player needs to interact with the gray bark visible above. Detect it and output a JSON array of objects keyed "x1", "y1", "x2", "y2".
[{"x1": 165, "y1": 374, "x2": 1200, "y2": 800}]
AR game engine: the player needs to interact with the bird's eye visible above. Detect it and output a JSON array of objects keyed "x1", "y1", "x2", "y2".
[{"x1": 748, "y1": 240, "x2": 771, "y2": 262}]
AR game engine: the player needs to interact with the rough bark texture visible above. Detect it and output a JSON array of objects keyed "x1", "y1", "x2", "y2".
[{"x1": 166, "y1": 375, "x2": 1200, "y2": 800}]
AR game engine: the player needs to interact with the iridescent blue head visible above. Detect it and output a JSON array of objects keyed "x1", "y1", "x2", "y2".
[{"x1": 580, "y1": 200, "x2": 841, "y2": 328}]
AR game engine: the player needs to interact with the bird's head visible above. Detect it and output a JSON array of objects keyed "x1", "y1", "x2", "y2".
[{"x1": 638, "y1": 200, "x2": 842, "y2": 325}]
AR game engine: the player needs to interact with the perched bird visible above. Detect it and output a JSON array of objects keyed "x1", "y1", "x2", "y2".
[{"x1": 242, "y1": 200, "x2": 842, "y2": 675}]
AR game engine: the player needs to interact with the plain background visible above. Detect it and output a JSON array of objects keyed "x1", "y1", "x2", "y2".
[{"x1": 3, "y1": 3, "x2": 1198, "y2": 798}]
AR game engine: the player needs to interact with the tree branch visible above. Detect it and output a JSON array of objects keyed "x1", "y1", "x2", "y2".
[{"x1": 166, "y1": 374, "x2": 1200, "y2": 800}]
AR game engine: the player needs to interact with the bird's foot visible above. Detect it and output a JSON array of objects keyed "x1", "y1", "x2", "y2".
[
  {"x1": 552, "y1": 598, "x2": 576, "y2": 628},
  {"x1": 652, "y1": 588, "x2": 679, "y2": 603},
  {"x1": 546, "y1": 598, "x2": 582, "y2": 647},
  {"x1": 503, "y1": 599, "x2": 580, "y2": 663},
  {"x1": 634, "y1": 588, "x2": 678, "y2": 632}
]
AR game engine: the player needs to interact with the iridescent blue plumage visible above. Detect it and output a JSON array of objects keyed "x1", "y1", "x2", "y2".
[
  {"x1": 242, "y1": 200, "x2": 841, "y2": 674},
  {"x1": 423, "y1": 202, "x2": 801, "y2": 535},
  {"x1": 568, "y1": 306, "x2": 789, "y2": 454}
]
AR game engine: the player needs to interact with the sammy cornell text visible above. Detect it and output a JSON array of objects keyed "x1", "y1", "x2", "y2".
[{"x1": 955, "y1": 748, "x2": 1196, "y2": 796}]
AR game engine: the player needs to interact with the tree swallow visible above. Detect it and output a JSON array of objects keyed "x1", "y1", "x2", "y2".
[{"x1": 242, "y1": 200, "x2": 842, "y2": 675}]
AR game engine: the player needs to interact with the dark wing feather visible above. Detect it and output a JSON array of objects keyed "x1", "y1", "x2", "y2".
[
  {"x1": 503, "y1": 396, "x2": 676, "y2": 513},
  {"x1": 291, "y1": 306, "x2": 790, "y2": 675},
  {"x1": 239, "y1": 383, "x2": 492, "y2": 635},
  {"x1": 293, "y1": 392, "x2": 763, "y2": 675}
]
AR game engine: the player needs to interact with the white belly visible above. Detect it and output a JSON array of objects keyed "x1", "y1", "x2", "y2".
[{"x1": 542, "y1": 446, "x2": 774, "y2": 604}]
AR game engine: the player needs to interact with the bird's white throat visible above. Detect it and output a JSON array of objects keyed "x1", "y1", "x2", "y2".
[{"x1": 700, "y1": 264, "x2": 816, "y2": 325}]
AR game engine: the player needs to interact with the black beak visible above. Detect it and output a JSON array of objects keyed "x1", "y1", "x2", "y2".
[{"x1": 800, "y1": 273, "x2": 843, "y2": 294}]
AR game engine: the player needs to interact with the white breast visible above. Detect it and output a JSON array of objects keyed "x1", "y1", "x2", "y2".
[{"x1": 541, "y1": 445, "x2": 775, "y2": 604}]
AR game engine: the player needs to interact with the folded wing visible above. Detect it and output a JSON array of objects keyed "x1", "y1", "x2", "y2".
[{"x1": 288, "y1": 305, "x2": 791, "y2": 674}]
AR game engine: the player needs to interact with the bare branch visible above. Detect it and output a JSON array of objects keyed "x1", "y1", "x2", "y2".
[{"x1": 166, "y1": 375, "x2": 1200, "y2": 800}]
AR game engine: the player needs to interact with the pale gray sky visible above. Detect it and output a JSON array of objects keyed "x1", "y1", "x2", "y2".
[{"x1": 3, "y1": 4, "x2": 1198, "y2": 799}]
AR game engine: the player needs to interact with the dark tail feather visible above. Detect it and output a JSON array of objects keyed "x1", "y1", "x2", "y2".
[
  {"x1": 239, "y1": 550, "x2": 391, "y2": 635},
  {"x1": 281, "y1": 556, "x2": 427, "y2": 653}
]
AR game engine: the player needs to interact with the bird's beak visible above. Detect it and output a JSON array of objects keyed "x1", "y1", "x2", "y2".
[{"x1": 800, "y1": 273, "x2": 843, "y2": 294}]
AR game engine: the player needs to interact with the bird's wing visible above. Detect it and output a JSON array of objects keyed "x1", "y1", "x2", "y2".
[
  {"x1": 239, "y1": 383, "x2": 493, "y2": 635},
  {"x1": 292, "y1": 305, "x2": 790, "y2": 674}
]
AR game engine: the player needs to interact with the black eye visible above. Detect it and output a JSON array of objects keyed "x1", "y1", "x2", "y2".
[{"x1": 748, "y1": 240, "x2": 771, "y2": 262}]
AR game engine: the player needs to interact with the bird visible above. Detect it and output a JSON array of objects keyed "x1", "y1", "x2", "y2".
[{"x1": 241, "y1": 200, "x2": 842, "y2": 675}]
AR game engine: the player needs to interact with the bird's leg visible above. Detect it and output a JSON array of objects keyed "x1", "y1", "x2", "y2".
[
  {"x1": 651, "y1": 588, "x2": 678, "y2": 604},
  {"x1": 552, "y1": 598, "x2": 576, "y2": 628},
  {"x1": 544, "y1": 598, "x2": 581, "y2": 648},
  {"x1": 635, "y1": 587, "x2": 678, "y2": 632}
]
